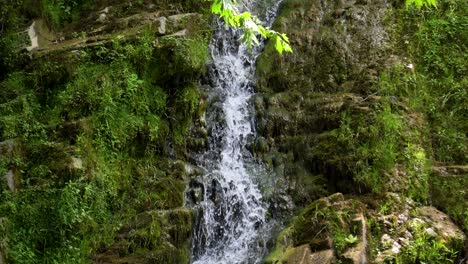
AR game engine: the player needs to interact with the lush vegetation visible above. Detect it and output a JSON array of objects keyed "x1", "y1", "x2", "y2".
[
  {"x1": 0, "y1": 0, "x2": 466, "y2": 263},
  {"x1": 0, "y1": 1, "x2": 211, "y2": 262},
  {"x1": 257, "y1": 0, "x2": 466, "y2": 261}
]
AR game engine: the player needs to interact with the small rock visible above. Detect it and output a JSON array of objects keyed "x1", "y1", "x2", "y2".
[
  {"x1": 69, "y1": 157, "x2": 83, "y2": 170},
  {"x1": 155, "y1": 17, "x2": 167, "y2": 35},
  {"x1": 381, "y1": 234, "x2": 394, "y2": 248},
  {"x1": 310, "y1": 249, "x2": 336, "y2": 264},
  {"x1": 391, "y1": 241, "x2": 401, "y2": 254},
  {"x1": 425, "y1": 227, "x2": 437, "y2": 237},
  {"x1": 97, "y1": 13, "x2": 107, "y2": 23},
  {"x1": 406, "y1": 63, "x2": 414, "y2": 72},
  {"x1": 397, "y1": 213, "x2": 408, "y2": 224},
  {"x1": 101, "y1": 7, "x2": 110, "y2": 14}
]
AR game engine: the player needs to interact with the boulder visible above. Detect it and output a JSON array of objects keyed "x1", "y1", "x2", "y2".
[
  {"x1": 416, "y1": 206, "x2": 466, "y2": 245},
  {"x1": 282, "y1": 246, "x2": 336, "y2": 264},
  {"x1": 268, "y1": 193, "x2": 466, "y2": 263}
]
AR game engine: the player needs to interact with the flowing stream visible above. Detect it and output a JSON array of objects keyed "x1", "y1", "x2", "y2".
[{"x1": 188, "y1": 1, "x2": 282, "y2": 263}]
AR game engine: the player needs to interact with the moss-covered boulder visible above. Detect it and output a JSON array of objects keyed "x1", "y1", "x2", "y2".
[
  {"x1": 266, "y1": 193, "x2": 467, "y2": 263},
  {"x1": 93, "y1": 208, "x2": 193, "y2": 264},
  {"x1": 431, "y1": 166, "x2": 468, "y2": 232}
]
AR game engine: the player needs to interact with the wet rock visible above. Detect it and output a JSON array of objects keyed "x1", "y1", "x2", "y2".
[
  {"x1": 186, "y1": 179, "x2": 205, "y2": 206},
  {"x1": 210, "y1": 178, "x2": 224, "y2": 206}
]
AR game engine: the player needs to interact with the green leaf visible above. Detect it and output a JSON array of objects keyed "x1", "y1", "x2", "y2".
[
  {"x1": 274, "y1": 35, "x2": 284, "y2": 54},
  {"x1": 209, "y1": 0, "x2": 293, "y2": 54}
]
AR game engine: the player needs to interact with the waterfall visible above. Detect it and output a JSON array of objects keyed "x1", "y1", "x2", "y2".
[{"x1": 187, "y1": 1, "x2": 282, "y2": 263}]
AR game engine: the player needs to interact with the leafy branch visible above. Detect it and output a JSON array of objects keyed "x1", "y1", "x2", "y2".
[
  {"x1": 209, "y1": 0, "x2": 292, "y2": 54},
  {"x1": 405, "y1": 0, "x2": 438, "y2": 9}
]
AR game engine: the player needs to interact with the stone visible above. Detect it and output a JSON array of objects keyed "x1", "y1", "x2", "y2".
[
  {"x1": 416, "y1": 206, "x2": 466, "y2": 244},
  {"x1": 425, "y1": 227, "x2": 437, "y2": 237},
  {"x1": 69, "y1": 157, "x2": 83, "y2": 170},
  {"x1": 380, "y1": 234, "x2": 394, "y2": 248},
  {"x1": 155, "y1": 17, "x2": 167, "y2": 35},
  {"x1": 97, "y1": 13, "x2": 107, "y2": 23},
  {"x1": 343, "y1": 213, "x2": 368, "y2": 264},
  {"x1": 282, "y1": 245, "x2": 335, "y2": 264}
]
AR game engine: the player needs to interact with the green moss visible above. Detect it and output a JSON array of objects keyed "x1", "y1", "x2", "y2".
[
  {"x1": 395, "y1": 220, "x2": 459, "y2": 264},
  {"x1": 430, "y1": 167, "x2": 468, "y2": 232},
  {"x1": 264, "y1": 226, "x2": 294, "y2": 264},
  {"x1": 266, "y1": 194, "x2": 366, "y2": 262},
  {"x1": 0, "y1": 1, "x2": 211, "y2": 262}
]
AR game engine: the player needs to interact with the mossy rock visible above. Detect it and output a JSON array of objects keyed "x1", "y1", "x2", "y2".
[
  {"x1": 266, "y1": 193, "x2": 367, "y2": 262},
  {"x1": 430, "y1": 166, "x2": 468, "y2": 232},
  {"x1": 95, "y1": 208, "x2": 193, "y2": 264}
]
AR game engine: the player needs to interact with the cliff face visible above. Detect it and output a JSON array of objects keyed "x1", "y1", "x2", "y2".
[
  {"x1": 0, "y1": 1, "x2": 210, "y2": 263},
  {"x1": 256, "y1": 0, "x2": 467, "y2": 262}
]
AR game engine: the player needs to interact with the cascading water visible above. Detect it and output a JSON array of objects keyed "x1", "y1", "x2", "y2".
[{"x1": 187, "y1": 1, "x2": 282, "y2": 263}]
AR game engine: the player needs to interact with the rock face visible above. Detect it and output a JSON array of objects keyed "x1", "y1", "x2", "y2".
[
  {"x1": 257, "y1": 0, "x2": 391, "y2": 94},
  {"x1": 257, "y1": 0, "x2": 467, "y2": 261},
  {"x1": 265, "y1": 193, "x2": 467, "y2": 263},
  {"x1": 93, "y1": 209, "x2": 193, "y2": 264},
  {"x1": 0, "y1": 1, "x2": 210, "y2": 263},
  {"x1": 253, "y1": 0, "x2": 431, "y2": 210},
  {"x1": 31, "y1": 10, "x2": 204, "y2": 57}
]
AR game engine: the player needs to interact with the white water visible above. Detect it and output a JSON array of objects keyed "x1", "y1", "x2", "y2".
[
  {"x1": 26, "y1": 21, "x2": 38, "y2": 51},
  {"x1": 190, "y1": 1, "x2": 282, "y2": 263}
]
